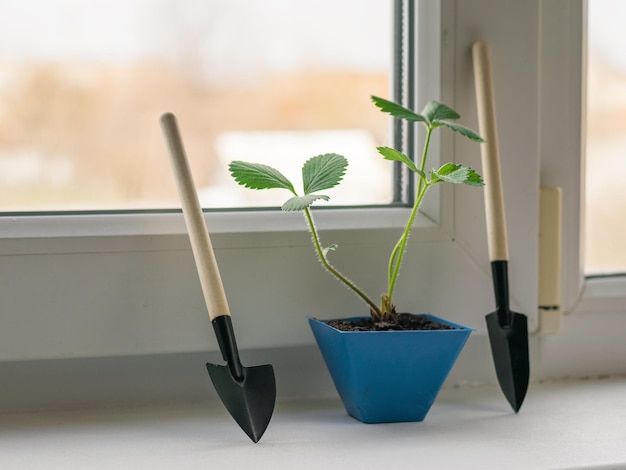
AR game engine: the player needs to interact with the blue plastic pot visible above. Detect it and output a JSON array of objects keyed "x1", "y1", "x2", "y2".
[{"x1": 308, "y1": 315, "x2": 473, "y2": 423}]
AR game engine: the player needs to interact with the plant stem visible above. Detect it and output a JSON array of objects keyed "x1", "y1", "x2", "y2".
[
  {"x1": 386, "y1": 126, "x2": 434, "y2": 307},
  {"x1": 387, "y1": 240, "x2": 402, "y2": 288},
  {"x1": 303, "y1": 207, "x2": 383, "y2": 318},
  {"x1": 416, "y1": 126, "x2": 433, "y2": 194}
]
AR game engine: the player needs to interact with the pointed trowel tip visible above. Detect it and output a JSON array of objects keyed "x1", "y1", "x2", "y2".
[
  {"x1": 507, "y1": 387, "x2": 528, "y2": 413},
  {"x1": 249, "y1": 429, "x2": 263, "y2": 444},
  {"x1": 207, "y1": 361, "x2": 276, "y2": 444},
  {"x1": 498, "y1": 371, "x2": 529, "y2": 414},
  {"x1": 509, "y1": 399, "x2": 523, "y2": 414},
  {"x1": 485, "y1": 311, "x2": 529, "y2": 414},
  {"x1": 501, "y1": 369, "x2": 528, "y2": 413}
]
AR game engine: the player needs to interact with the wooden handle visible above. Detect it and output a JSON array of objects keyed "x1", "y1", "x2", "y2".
[
  {"x1": 160, "y1": 112, "x2": 230, "y2": 320},
  {"x1": 472, "y1": 41, "x2": 509, "y2": 262}
]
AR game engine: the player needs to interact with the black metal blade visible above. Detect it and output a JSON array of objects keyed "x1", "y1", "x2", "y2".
[
  {"x1": 486, "y1": 311, "x2": 529, "y2": 412},
  {"x1": 207, "y1": 362, "x2": 276, "y2": 443},
  {"x1": 208, "y1": 315, "x2": 276, "y2": 443}
]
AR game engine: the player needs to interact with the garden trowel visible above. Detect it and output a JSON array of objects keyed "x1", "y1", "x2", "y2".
[
  {"x1": 472, "y1": 41, "x2": 529, "y2": 412},
  {"x1": 161, "y1": 112, "x2": 276, "y2": 442}
]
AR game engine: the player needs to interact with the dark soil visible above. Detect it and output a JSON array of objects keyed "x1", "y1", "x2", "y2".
[{"x1": 325, "y1": 313, "x2": 455, "y2": 332}]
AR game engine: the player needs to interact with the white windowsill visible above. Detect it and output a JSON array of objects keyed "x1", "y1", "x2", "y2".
[
  {"x1": 2, "y1": 377, "x2": 625, "y2": 470},
  {"x1": 0, "y1": 207, "x2": 447, "y2": 257},
  {"x1": 0, "y1": 207, "x2": 422, "y2": 240}
]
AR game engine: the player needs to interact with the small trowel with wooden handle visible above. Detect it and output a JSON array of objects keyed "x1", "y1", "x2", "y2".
[
  {"x1": 161, "y1": 112, "x2": 276, "y2": 442},
  {"x1": 472, "y1": 41, "x2": 530, "y2": 412}
]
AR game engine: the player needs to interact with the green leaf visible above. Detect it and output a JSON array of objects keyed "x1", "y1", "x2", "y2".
[
  {"x1": 282, "y1": 194, "x2": 330, "y2": 211},
  {"x1": 376, "y1": 147, "x2": 424, "y2": 176},
  {"x1": 302, "y1": 153, "x2": 348, "y2": 195},
  {"x1": 229, "y1": 161, "x2": 296, "y2": 193},
  {"x1": 436, "y1": 121, "x2": 484, "y2": 142},
  {"x1": 421, "y1": 101, "x2": 460, "y2": 123},
  {"x1": 433, "y1": 163, "x2": 467, "y2": 184},
  {"x1": 461, "y1": 167, "x2": 485, "y2": 186},
  {"x1": 434, "y1": 163, "x2": 484, "y2": 186},
  {"x1": 371, "y1": 96, "x2": 426, "y2": 123}
]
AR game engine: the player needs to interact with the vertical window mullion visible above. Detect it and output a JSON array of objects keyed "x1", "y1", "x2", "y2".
[{"x1": 392, "y1": 0, "x2": 416, "y2": 204}]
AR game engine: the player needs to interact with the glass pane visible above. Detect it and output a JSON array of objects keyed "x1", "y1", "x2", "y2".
[
  {"x1": 585, "y1": 0, "x2": 626, "y2": 274},
  {"x1": 0, "y1": 0, "x2": 392, "y2": 212}
]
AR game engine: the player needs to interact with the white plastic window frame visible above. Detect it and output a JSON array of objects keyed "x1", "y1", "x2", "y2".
[
  {"x1": 7, "y1": 1, "x2": 604, "y2": 367},
  {"x1": 0, "y1": 1, "x2": 466, "y2": 361},
  {"x1": 541, "y1": 0, "x2": 626, "y2": 317}
]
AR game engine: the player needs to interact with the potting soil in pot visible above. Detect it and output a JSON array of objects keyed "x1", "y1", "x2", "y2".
[{"x1": 325, "y1": 313, "x2": 455, "y2": 332}]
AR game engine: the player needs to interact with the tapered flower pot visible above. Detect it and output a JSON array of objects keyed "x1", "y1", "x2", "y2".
[{"x1": 308, "y1": 314, "x2": 473, "y2": 423}]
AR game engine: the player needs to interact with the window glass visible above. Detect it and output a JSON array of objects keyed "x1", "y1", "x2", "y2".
[
  {"x1": 585, "y1": 0, "x2": 626, "y2": 274},
  {"x1": 0, "y1": 0, "x2": 392, "y2": 212}
]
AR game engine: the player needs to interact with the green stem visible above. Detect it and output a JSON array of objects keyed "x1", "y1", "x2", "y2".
[
  {"x1": 386, "y1": 125, "x2": 434, "y2": 306},
  {"x1": 416, "y1": 126, "x2": 433, "y2": 197},
  {"x1": 303, "y1": 207, "x2": 383, "y2": 318},
  {"x1": 387, "y1": 239, "x2": 402, "y2": 288}
]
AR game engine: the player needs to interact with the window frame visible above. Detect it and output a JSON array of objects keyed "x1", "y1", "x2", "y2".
[
  {"x1": 0, "y1": 0, "x2": 450, "y2": 248},
  {"x1": 540, "y1": 0, "x2": 626, "y2": 316},
  {"x1": 1, "y1": 0, "x2": 475, "y2": 362},
  {"x1": 2, "y1": 0, "x2": 625, "y2": 381}
]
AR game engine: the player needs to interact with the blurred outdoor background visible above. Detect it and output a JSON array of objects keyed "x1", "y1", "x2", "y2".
[
  {"x1": 0, "y1": 0, "x2": 392, "y2": 211},
  {"x1": 0, "y1": 1, "x2": 624, "y2": 275},
  {"x1": 585, "y1": 0, "x2": 626, "y2": 274}
]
